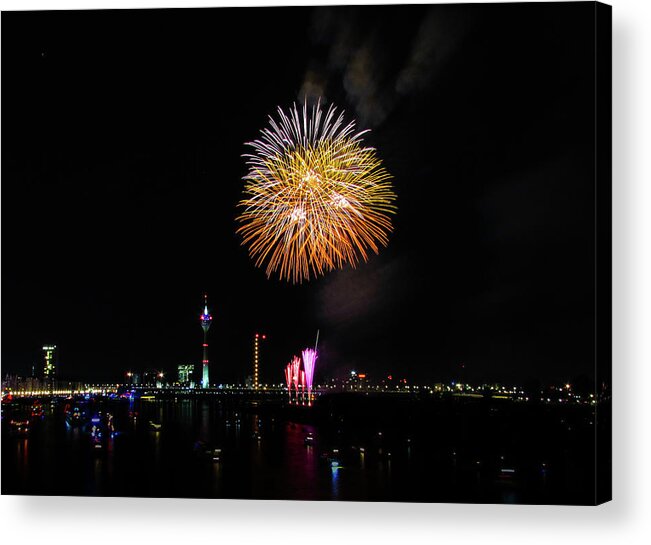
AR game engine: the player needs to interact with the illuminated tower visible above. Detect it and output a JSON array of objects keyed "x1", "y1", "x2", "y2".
[
  {"x1": 200, "y1": 294, "x2": 212, "y2": 388},
  {"x1": 43, "y1": 345, "x2": 57, "y2": 389},
  {"x1": 253, "y1": 333, "x2": 266, "y2": 389}
]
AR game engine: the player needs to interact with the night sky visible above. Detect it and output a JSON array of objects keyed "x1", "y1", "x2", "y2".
[{"x1": 2, "y1": 3, "x2": 598, "y2": 385}]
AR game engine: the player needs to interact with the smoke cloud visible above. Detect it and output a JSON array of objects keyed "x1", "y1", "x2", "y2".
[{"x1": 298, "y1": 6, "x2": 474, "y2": 128}]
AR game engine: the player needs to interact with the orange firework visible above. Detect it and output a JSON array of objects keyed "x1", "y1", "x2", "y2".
[{"x1": 237, "y1": 101, "x2": 396, "y2": 283}]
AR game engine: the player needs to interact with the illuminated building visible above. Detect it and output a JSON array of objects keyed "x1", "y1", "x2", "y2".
[
  {"x1": 42, "y1": 345, "x2": 56, "y2": 388},
  {"x1": 178, "y1": 364, "x2": 195, "y2": 387},
  {"x1": 253, "y1": 333, "x2": 266, "y2": 389},
  {"x1": 200, "y1": 294, "x2": 212, "y2": 388},
  {"x1": 142, "y1": 370, "x2": 158, "y2": 386}
]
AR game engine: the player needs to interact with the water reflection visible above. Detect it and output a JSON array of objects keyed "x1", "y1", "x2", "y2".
[
  {"x1": 1, "y1": 397, "x2": 588, "y2": 503},
  {"x1": 93, "y1": 457, "x2": 103, "y2": 494},
  {"x1": 16, "y1": 438, "x2": 29, "y2": 481},
  {"x1": 330, "y1": 466, "x2": 340, "y2": 500},
  {"x1": 212, "y1": 458, "x2": 223, "y2": 496},
  {"x1": 199, "y1": 401, "x2": 210, "y2": 442},
  {"x1": 153, "y1": 426, "x2": 161, "y2": 464},
  {"x1": 282, "y1": 422, "x2": 319, "y2": 500}
]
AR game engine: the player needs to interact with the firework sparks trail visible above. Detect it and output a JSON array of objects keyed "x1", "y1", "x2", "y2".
[
  {"x1": 237, "y1": 101, "x2": 397, "y2": 283},
  {"x1": 302, "y1": 348, "x2": 318, "y2": 406},
  {"x1": 291, "y1": 356, "x2": 301, "y2": 404},
  {"x1": 300, "y1": 370, "x2": 306, "y2": 405},
  {"x1": 284, "y1": 363, "x2": 292, "y2": 402}
]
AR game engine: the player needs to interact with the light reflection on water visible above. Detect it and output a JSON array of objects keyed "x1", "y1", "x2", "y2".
[
  {"x1": 1, "y1": 397, "x2": 580, "y2": 503},
  {"x1": 3, "y1": 399, "x2": 427, "y2": 500},
  {"x1": 330, "y1": 466, "x2": 340, "y2": 500},
  {"x1": 281, "y1": 422, "x2": 319, "y2": 500},
  {"x1": 16, "y1": 438, "x2": 29, "y2": 482}
]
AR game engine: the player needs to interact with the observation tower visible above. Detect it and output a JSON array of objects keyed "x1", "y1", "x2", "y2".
[{"x1": 200, "y1": 294, "x2": 212, "y2": 388}]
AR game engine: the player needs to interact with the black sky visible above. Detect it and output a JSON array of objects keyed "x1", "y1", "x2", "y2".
[{"x1": 2, "y1": 3, "x2": 599, "y2": 385}]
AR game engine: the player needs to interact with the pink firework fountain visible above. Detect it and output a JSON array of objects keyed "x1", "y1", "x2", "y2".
[
  {"x1": 291, "y1": 356, "x2": 301, "y2": 404},
  {"x1": 284, "y1": 363, "x2": 292, "y2": 402},
  {"x1": 302, "y1": 348, "x2": 317, "y2": 406}
]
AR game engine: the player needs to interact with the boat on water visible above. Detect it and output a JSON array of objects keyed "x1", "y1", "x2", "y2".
[
  {"x1": 65, "y1": 404, "x2": 88, "y2": 427},
  {"x1": 194, "y1": 440, "x2": 222, "y2": 462}
]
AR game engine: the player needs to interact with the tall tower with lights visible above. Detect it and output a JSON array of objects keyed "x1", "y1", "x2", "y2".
[
  {"x1": 253, "y1": 333, "x2": 266, "y2": 389},
  {"x1": 200, "y1": 294, "x2": 212, "y2": 388}
]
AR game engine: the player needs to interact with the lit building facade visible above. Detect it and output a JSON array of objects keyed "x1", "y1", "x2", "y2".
[
  {"x1": 43, "y1": 345, "x2": 56, "y2": 386},
  {"x1": 178, "y1": 364, "x2": 195, "y2": 387},
  {"x1": 142, "y1": 370, "x2": 157, "y2": 387}
]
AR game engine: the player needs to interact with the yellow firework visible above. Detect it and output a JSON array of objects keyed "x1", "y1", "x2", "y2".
[{"x1": 237, "y1": 101, "x2": 396, "y2": 283}]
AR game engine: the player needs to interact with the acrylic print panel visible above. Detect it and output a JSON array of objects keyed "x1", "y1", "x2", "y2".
[{"x1": 1, "y1": 2, "x2": 611, "y2": 505}]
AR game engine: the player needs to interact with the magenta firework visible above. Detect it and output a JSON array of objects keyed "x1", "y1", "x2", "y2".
[
  {"x1": 300, "y1": 370, "x2": 306, "y2": 404},
  {"x1": 284, "y1": 349, "x2": 318, "y2": 405},
  {"x1": 302, "y1": 348, "x2": 317, "y2": 406},
  {"x1": 284, "y1": 363, "x2": 292, "y2": 402},
  {"x1": 290, "y1": 356, "x2": 301, "y2": 404}
]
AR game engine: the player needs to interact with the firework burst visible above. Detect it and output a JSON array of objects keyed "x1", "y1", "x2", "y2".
[{"x1": 237, "y1": 101, "x2": 396, "y2": 283}]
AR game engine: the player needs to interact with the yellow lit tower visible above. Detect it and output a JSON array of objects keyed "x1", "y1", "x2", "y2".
[{"x1": 253, "y1": 333, "x2": 266, "y2": 389}]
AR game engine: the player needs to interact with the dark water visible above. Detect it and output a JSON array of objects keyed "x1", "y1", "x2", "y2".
[{"x1": 2, "y1": 395, "x2": 599, "y2": 503}]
